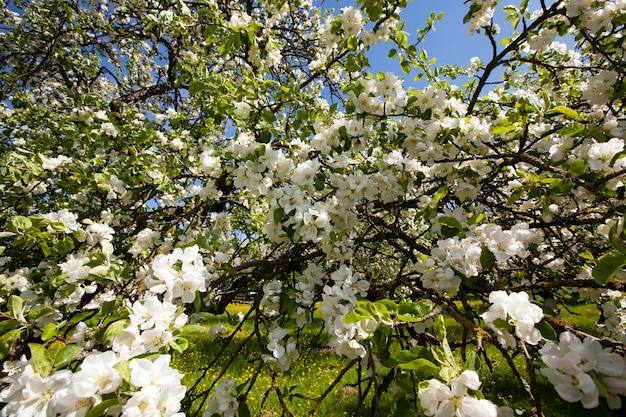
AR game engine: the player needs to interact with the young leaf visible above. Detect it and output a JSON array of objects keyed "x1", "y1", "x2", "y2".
[
  {"x1": 592, "y1": 255, "x2": 626, "y2": 285},
  {"x1": 170, "y1": 337, "x2": 189, "y2": 353},
  {"x1": 535, "y1": 320, "x2": 557, "y2": 340},
  {"x1": 568, "y1": 159, "x2": 586, "y2": 176},
  {"x1": 480, "y1": 246, "x2": 496, "y2": 269},
  {"x1": 397, "y1": 357, "x2": 439, "y2": 373},
  {"x1": 237, "y1": 402, "x2": 251, "y2": 417},
  {"x1": 439, "y1": 216, "x2": 463, "y2": 238},
  {"x1": 29, "y1": 343, "x2": 53, "y2": 377},
  {"x1": 41, "y1": 322, "x2": 58, "y2": 342},
  {"x1": 54, "y1": 344, "x2": 83, "y2": 369},
  {"x1": 547, "y1": 106, "x2": 578, "y2": 119},
  {"x1": 558, "y1": 122, "x2": 585, "y2": 137},
  {"x1": 113, "y1": 360, "x2": 132, "y2": 384},
  {"x1": 189, "y1": 80, "x2": 211, "y2": 95},
  {"x1": 0, "y1": 329, "x2": 22, "y2": 360},
  {"x1": 85, "y1": 399, "x2": 120, "y2": 417}
]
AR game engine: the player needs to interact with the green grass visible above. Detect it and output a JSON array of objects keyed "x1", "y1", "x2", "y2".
[
  {"x1": 172, "y1": 297, "x2": 617, "y2": 417},
  {"x1": 173, "y1": 305, "x2": 404, "y2": 416}
]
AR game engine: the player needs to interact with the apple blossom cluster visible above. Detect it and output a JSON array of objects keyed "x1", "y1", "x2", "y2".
[
  {"x1": 418, "y1": 370, "x2": 498, "y2": 417},
  {"x1": 481, "y1": 291, "x2": 544, "y2": 348},
  {"x1": 122, "y1": 356, "x2": 186, "y2": 417},
  {"x1": 540, "y1": 332, "x2": 626, "y2": 409},
  {"x1": 113, "y1": 295, "x2": 188, "y2": 357},
  {"x1": 128, "y1": 227, "x2": 161, "y2": 258},
  {"x1": 0, "y1": 353, "x2": 185, "y2": 417},
  {"x1": 319, "y1": 265, "x2": 375, "y2": 360},
  {"x1": 261, "y1": 279, "x2": 282, "y2": 317},
  {"x1": 294, "y1": 262, "x2": 325, "y2": 307},
  {"x1": 41, "y1": 155, "x2": 72, "y2": 171},
  {"x1": 465, "y1": 0, "x2": 497, "y2": 34},
  {"x1": 144, "y1": 245, "x2": 212, "y2": 304},
  {"x1": 345, "y1": 71, "x2": 408, "y2": 115},
  {"x1": 562, "y1": 0, "x2": 626, "y2": 34},
  {"x1": 340, "y1": 6, "x2": 364, "y2": 38},
  {"x1": 415, "y1": 222, "x2": 542, "y2": 294},
  {"x1": 42, "y1": 209, "x2": 81, "y2": 234},
  {"x1": 203, "y1": 379, "x2": 239, "y2": 417},
  {"x1": 261, "y1": 326, "x2": 300, "y2": 371},
  {"x1": 596, "y1": 290, "x2": 626, "y2": 343}
]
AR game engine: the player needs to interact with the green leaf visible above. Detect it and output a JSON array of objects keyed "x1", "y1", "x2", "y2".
[
  {"x1": 491, "y1": 318, "x2": 509, "y2": 330},
  {"x1": 189, "y1": 80, "x2": 211, "y2": 95},
  {"x1": 29, "y1": 343, "x2": 53, "y2": 377},
  {"x1": 194, "y1": 290, "x2": 203, "y2": 313},
  {"x1": 592, "y1": 255, "x2": 626, "y2": 285},
  {"x1": 547, "y1": 106, "x2": 578, "y2": 119},
  {"x1": 397, "y1": 357, "x2": 439, "y2": 372},
  {"x1": 468, "y1": 213, "x2": 487, "y2": 226},
  {"x1": 273, "y1": 207, "x2": 285, "y2": 224},
  {"x1": 609, "y1": 223, "x2": 626, "y2": 255},
  {"x1": 439, "y1": 216, "x2": 463, "y2": 230},
  {"x1": 343, "y1": 306, "x2": 373, "y2": 323},
  {"x1": 237, "y1": 402, "x2": 251, "y2": 417},
  {"x1": 480, "y1": 246, "x2": 496, "y2": 269},
  {"x1": 28, "y1": 305, "x2": 57, "y2": 321},
  {"x1": 345, "y1": 54, "x2": 360, "y2": 72},
  {"x1": 568, "y1": 159, "x2": 586, "y2": 176},
  {"x1": 414, "y1": 299, "x2": 434, "y2": 316},
  {"x1": 439, "y1": 216, "x2": 463, "y2": 238},
  {"x1": 41, "y1": 322, "x2": 58, "y2": 342},
  {"x1": 548, "y1": 178, "x2": 573, "y2": 196},
  {"x1": 438, "y1": 365, "x2": 457, "y2": 384},
  {"x1": 55, "y1": 235, "x2": 75, "y2": 255},
  {"x1": 0, "y1": 329, "x2": 22, "y2": 360},
  {"x1": 491, "y1": 122, "x2": 517, "y2": 135},
  {"x1": 54, "y1": 344, "x2": 83, "y2": 369},
  {"x1": 463, "y1": 3, "x2": 481, "y2": 24},
  {"x1": 374, "y1": 299, "x2": 398, "y2": 314},
  {"x1": 103, "y1": 319, "x2": 130, "y2": 344},
  {"x1": 432, "y1": 187, "x2": 448, "y2": 203},
  {"x1": 113, "y1": 360, "x2": 132, "y2": 384},
  {"x1": 400, "y1": 59, "x2": 411, "y2": 74},
  {"x1": 85, "y1": 398, "x2": 120, "y2": 417},
  {"x1": 506, "y1": 188, "x2": 524, "y2": 206},
  {"x1": 394, "y1": 349, "x2": 417, "y2": 363},
  {"x1": 315, "y1": 172, "x2": 325, "y2": 192},
  {"x1": 254, "y1": 144, "x2": 266, "y2": 157},
  {"x1": 535, "y1": 320, "x2": 556, "y2": 340},
  {"x1": 8, "y1": 295, "x2": 25, "y2": 321},
  {"x1": 179, "y1": 324, "x2": 209, "y2": 338},
  {"x1": 11, "y1": 216, "x2": 32, "y2": 233},
  {"x1": 0, "y1": 319, "x2": 21, "y2": 334},
  {"x1": 39, "y1": 240, "x2": 52, "y2": 257},
  {"x1": 462, "y1": 351, "x2": 478, "y2": 372},
  {"x1": 170, "y1": 337, "x2": 189, "y2": 353},
  {"x1": 558, "y1": 122, "x2": 585, "y2": 137},
  {"x1": 262, "y1": 109, "x2": 276, "y2": 123},
  {"x1": 432, "y1": 316, "x2": 456, "y2": 369},
  {"x1": 397, "y1": 299, "x2": 433, "y2": 322}
]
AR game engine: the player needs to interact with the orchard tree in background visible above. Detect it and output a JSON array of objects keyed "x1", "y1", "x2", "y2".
[{"x1": 0, "y1": 0, "x2": 625, "y2": 416}]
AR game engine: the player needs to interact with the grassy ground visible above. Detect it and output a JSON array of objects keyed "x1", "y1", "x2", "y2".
[{"x1": 172, "y1": 295, "x2": 614, "y2": 417}]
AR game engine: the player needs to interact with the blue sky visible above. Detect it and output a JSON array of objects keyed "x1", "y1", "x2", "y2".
[{"x1": 324, "y1": 0, "x2": 536, "y2": 88}]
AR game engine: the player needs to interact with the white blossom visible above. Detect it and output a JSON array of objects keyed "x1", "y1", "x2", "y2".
[{"x1": 418, "y1": 371, "x2": 498, "y2": 417}]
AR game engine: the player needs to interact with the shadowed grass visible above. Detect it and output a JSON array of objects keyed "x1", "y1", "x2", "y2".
[{"x1": 173, "y1": 297, "x2": 619, "y2": 417}]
